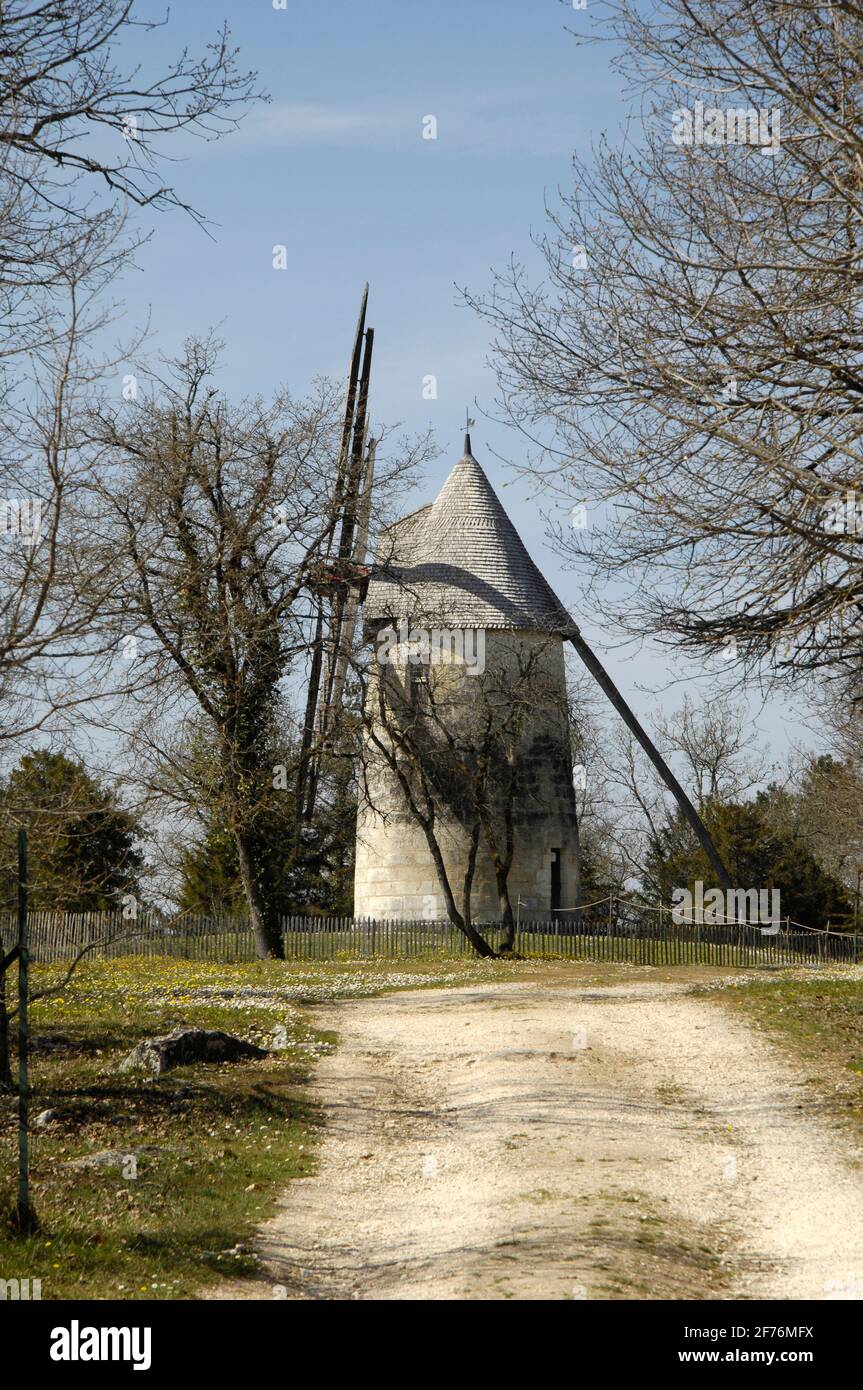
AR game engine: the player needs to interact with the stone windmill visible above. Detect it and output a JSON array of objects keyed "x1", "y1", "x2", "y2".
[
  {"x1": 304, "y1": 291, "x2": 731, "y2": 932},
  {"x1": 356, "y1": 429, "x2": 580, "y2": 923},
  {"x1": 355, "y1": 418, "x2": 732, "y2": 930}
]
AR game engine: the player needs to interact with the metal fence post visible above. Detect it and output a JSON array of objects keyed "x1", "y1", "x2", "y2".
[{"x1": 17, "y1": 827, "x2": 36, "y2": 1232}]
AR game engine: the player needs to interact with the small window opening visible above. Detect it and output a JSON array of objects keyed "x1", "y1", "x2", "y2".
[{"x1": 550, "y1": 848, "x2": 562, "y2": 911}]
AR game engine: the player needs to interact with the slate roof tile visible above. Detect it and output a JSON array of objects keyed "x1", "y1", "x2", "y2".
[{"x1": 366, "y1": 446, "x2": 574, "y2": 633}]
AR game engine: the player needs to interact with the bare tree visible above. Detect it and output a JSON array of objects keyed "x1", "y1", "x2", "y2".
[
  {"x1": 653, "y1": 694, "x2": 769, "y2": 808},
  {"x1": 0, "y1": 214, "x2": 138, "y2": 748},
  {"x1": 87, "y1": 339, "x2": 427, "y2": 958},
  {"x1": 0, "y1": 0, "x2": 264, "y2": 746},
  {"x1": 568, "y1": 672, "x2": 630, "y2": 904},
  {"x1": 467, "y1": 0, "x2": 863, "y2": 696},
  {"x1": 788, "y1": 752, "x2": 863, "y2": 903},
  {"x1": 771, "y1": 679, "x2": 863, "y2": 902},
  {"x1": 597, "y1": 694, "x2": 768, "y2": 886},
  {"x1": 472, "y1": 640, "x2": 574, "y2": 951},
  {"x1": 1, "y1": 910, "x2": 143, "y2": 1091},
  {"x1": 0, "y1": 0, "x2": 262, "y2": 242}
]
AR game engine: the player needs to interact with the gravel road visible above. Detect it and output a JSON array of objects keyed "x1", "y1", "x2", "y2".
[{"x1": 211, "y1": 975, "x2": 863, "y2": 1301}]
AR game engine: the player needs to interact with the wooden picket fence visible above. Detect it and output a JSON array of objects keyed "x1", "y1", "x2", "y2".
[{"x1": 1, "y1": 900, "x2": 859, "y2": 968}]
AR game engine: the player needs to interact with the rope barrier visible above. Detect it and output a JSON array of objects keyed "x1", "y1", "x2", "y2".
[{"x1": 549, "y1": 893, "x2": 856, "y2": 938}]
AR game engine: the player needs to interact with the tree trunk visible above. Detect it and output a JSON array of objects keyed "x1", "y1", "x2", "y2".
[
  {"x1": 497, "y1": 876, "x2": 517, "y2": 954},
  {"x1": 235, "y1": 831, "x2": 285, "y2": 960},
  {"x1": 480, "y1": 780, "x2": 517, "y2": 953},
  {"x1": 462, "y1": 821, "x2": 481, "y2": 933},
  {"x1": 422, "y1": 824, "x2": 496, "y2": 957}
]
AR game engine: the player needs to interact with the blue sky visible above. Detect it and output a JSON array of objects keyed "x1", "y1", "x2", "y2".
[
  {"x1": 121, "y1": 0, "x2": 599, "y2": 417},
  {"x1": 112, "y1": 0, "x2": 813, "y2": 767}
]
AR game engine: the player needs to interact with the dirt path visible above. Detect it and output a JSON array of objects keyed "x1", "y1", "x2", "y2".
[{"x1": 212, "y1": 976, "x2": 863, "y2": 1301}]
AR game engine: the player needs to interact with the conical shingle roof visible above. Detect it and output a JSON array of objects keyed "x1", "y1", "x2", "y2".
[{"x1": 366, "y1": 444, "x2": 573, "y2": 632}]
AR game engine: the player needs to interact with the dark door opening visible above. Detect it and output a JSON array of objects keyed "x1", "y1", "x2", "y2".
[{"x1": 550, "y1": 848, "x2": 562, "y2": 911}]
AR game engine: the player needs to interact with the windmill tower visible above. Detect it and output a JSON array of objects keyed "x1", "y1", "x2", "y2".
[
  {"x1": 355, "y1": 430, "x2": 580, "y2": 921},
  {"x1": 309, "y1": 290, "x2": 731, "y2": 922}
]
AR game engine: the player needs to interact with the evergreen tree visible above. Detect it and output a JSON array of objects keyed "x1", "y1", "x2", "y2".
[
  {"x1": 0, "y1": 751, "x2": 144, "y2": 911},
  {"x1": 644, "y1": 796, "x2": 852, "y2": 929}
]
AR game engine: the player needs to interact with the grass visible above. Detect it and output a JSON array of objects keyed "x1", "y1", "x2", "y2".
[
  {"x1": 720, "y1": 975, "x2": 863, "y2": 1142},
  {"x1": 0, "y1": 953, "x2": 529, "y2": 1300},
  {"x1": 579, "y1": 1187, "x2": 731, "y2": 1301}
]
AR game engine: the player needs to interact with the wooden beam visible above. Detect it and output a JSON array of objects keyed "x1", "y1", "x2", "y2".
[
  {"x1": 567, "y1": 629, "x2": 733, "y2": 891},
  {"x1": 325, "y1": 438, "x2": 378, "y2": 739},
  {"x1": 297, "y1": 286, "x2": 368, "y2": 826},
  {"x1": 305, "y1": 291, "x2": 375, "y2": 824}
]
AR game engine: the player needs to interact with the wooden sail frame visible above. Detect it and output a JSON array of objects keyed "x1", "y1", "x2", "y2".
[{"x1": 298, "y1": 287, "x2": 376, "y2": 826}]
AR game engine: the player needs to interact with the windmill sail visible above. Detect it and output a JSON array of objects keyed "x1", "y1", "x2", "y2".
[
  {"x1": 324, "y1": 436, "x2": 377, "y2": 743},
  {"x1": 299, "y1": 288, "x2": 375, "y2": 826}
]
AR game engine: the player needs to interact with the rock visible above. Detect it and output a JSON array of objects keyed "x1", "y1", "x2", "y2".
[
  {"x1": 118, "y1": 1027, "x2": 268, "y2": 1077},
  {"x1": 34, "y1": 1108, "x2": 64, "y2": 1127},
  {"x1": 65, "y1": 1150, "x2": 128, "y2": 1171}
]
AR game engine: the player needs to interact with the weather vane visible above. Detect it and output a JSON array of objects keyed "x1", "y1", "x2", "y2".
[{"x1": 464, "y1": 409, "x2": 475, "y2": 454}]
